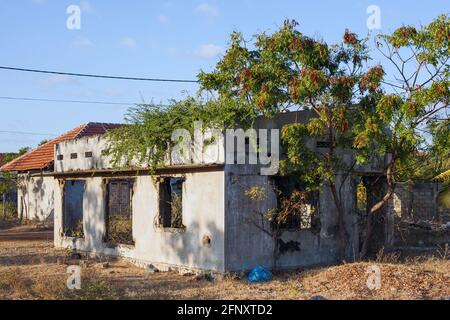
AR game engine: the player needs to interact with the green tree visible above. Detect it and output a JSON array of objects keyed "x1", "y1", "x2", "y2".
[
  {"x1": 198, "y1": 20, "x2": 383, "y2": 259},
  {"x1": 0, "y1": 147, "x2": 30, "y2": 219},
  {"x1": 357, "y1": 15, "x2": 449, "y2": 257},
  {"x1": 106, "y1": 97, "x2": 256, "y2": 170},
  {"x1": 436, "y1": 169, "x2": 450, "y2": 208}
]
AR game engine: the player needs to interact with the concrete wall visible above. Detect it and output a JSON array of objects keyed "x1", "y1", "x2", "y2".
[
  {"x1": 54, "y1": 171, "x2": 226, "y2": 272},
  {"x1": 223, "y1": 165, "x2": 359, "y2": 272},
  {"x1": 222, "y1": 111, "x2": 360, "y2": 271},
  {"x1": 389, "y1": 182, "x2": 450, "y2": 221},
  {"x1": 54, "y1": 130, "x2": 225, "y2": 173},
  {"x1": 17, "y1": 174, "x2": 55, "y2": 221}
]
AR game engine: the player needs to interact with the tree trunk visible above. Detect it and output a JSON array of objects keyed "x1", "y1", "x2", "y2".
[
  {"x1": 2, "y1": 193, "x2": 5, "y2": 220},
  {"x1": 329, "y1": 183, "x2": 348, "y2": 261}
]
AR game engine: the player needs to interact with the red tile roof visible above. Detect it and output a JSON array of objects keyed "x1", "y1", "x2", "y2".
[{"x1": 0, "y1": 123, "x2": 121, "y2": 172}]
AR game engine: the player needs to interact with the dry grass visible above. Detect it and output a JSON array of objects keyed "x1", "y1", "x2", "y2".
[
  {"x1": 0, "y1": 240, "x2": 449, "y2": 300},
  {"x1": 108, "y1": 215, "x2": 133, "y2": 245}
]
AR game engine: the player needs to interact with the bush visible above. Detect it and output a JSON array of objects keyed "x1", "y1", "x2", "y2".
[
  {"x1": 65, "y1": 220, "x2": 84, "y2": 238},
  {"x1": 0, "y1": 203, "x2": 17, "y2": 220}
]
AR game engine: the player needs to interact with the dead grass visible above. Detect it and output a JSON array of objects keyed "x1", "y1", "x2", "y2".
[
  {"x1": 0, "y1": 240, "x2": 448, "y2": 300},
  {"x1": 108, "y1": 215, "x2": 133, "y2": 246}
]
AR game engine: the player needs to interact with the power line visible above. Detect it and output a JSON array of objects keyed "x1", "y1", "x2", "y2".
[
  {"x1": 0, "y1": 96, "x2": 137, "y2": 106},
  {"x1": 0, "y1": 130, "x2": 57, "y2": 137},
  {"x1": 0, "y1": 66, "x2": 199, "y2": 83}
]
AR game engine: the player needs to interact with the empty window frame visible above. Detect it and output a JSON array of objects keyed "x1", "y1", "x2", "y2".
[
  {"x1": 105, "y1": 179, "x2": 134, "y2": 245},
  {"x1": 158, "y1": 177, "x2": 185, "y2": 230},
  {"x1": 63, "y1": 180, "x2": 85, "y2": 238},
  {"x1": 271, "y1": 175, "x2": 320, "y2": 231}
]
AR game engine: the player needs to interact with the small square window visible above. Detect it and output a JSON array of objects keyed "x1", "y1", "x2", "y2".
[
  {"x1": 70, "y1": 153, "x2": 78, "y2": 159},
  {"x1": 316, "y1": 141, "x2": 331, "y2": 148},
  {"x1": 57, "y1": 155, "x2": 64, "y2": 161},
  {"x1": 85, "y1": 152, "x2": 93, "y2": 158}
]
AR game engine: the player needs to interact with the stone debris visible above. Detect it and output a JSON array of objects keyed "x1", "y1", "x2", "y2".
[{"x1": 145, "y1": 264, "x2": 159, "y2": 274}]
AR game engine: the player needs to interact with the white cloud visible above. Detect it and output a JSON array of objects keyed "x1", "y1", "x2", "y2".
[
  {"x1": 71, "y1": 36, "x2": 95, "y2": 48},
  {"x1": 120, "y1": 37, "x2": 137, "y2": 49},
  {"x1": 196, "y1": 3, "x2": 221, "y2": 19},
  {"x1": 156, "y1": 15, "x2": 170, "y2": 25},
  {"x1": 195, "y1": 44, "x2": 224, "y2": 59}
]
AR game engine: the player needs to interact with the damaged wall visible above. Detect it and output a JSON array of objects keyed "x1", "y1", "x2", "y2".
[
  {"x1": 54, "y1": 171, "x2": 226, "y2": 272},
  {"x1": 389, "y1": 182, "x2": 450, "y2": 221},
  {"x1": 223, "y1": 112, "x2": 360, "y2": 271},
  {"x1": 17, "y1": 174, "x2": 55, "y2": 221},
  {"x1": 387, "y1": 182, "x2": 450, "y2": 248},
  {"x1": 224, "y1": 165, "x2": 359, "y2": 271}
]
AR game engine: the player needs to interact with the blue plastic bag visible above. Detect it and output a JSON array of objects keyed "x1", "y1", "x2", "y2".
[{"x1": 247, "y1": 265, "x2": 272, "y2": 283}]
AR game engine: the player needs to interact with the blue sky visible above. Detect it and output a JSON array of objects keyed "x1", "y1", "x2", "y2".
[{"x1": 0, "y1": 0, "x2": 448, "y2": 152}]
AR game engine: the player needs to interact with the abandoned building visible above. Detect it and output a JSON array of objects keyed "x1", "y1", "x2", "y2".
[
  {"x1": 0, "y1": 123, "x2": 121, "y2": 221},
  {"x1": 27, "y1": 110, "x2": 389, "y2": 273},
  {"x1": 3, "y1": 112, "x2": 446, "y2": 272}
]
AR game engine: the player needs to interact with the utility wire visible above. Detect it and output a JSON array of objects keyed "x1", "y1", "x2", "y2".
[
  {"x1": 0, "y1": 96, "x2": 137, "y2": 106},
  {"x1": 0, "y1": 130, "x2": 57, "y2": 137},
  {"x1": 0, "y1": 66, "x2": 199, "y2": 83}
]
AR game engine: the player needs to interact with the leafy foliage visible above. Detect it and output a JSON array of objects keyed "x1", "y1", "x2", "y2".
[
  {"x1": 106, "y1": 97, "x2": 256, "y2": 170},
  {"x1": 199, "y1": 20, "x2": 384, "y2": 192},
  {"x1": 0, "y1": 147, "x2": 30, "y2": 195}
]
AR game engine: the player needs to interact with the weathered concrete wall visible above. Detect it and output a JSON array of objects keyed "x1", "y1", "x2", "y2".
[
  {"x1": 386, "y1": 182, "x2": 450, "y2": 248},
  {"x1": 389, "y1": 182, "x2": 450, "y2": 221},
  {"x1": 54, "y1": 171, "x2": 226, "y2": 272},
  {"x1": 17, "y1": 174, "x2": 55, "y2": 221},
  {"x1": 223, "y1": 166, "x2": 359, "y2": 271},
  {"x1": 54, "y1": 130, "x2": 225, "y2": 173},
  {"x1": 222, "y1": 111, "x2": 361, "y2": 271}
]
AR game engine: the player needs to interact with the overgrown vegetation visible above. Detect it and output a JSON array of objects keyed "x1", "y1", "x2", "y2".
[
  {"x1": 64, "y1": 220, "x2": 84, "y2": 239},
  {"x1": 244, "y1": 185, "x2": 318, "y2": 269},
  {"x1": 108, "y1": 215, "x2": 134, "y2": 245},
  {"x1": 169, "y1": 193, "x2": 184, "y2": 229},
  {"x1": 0, "y1": 203, "x2": 21, "y2": 229},
  {"x1": 436, "y1": 168, "x2": 450, "y2": 208},
  {"x1": 105, "y1": 98, "x2": 256, "y2": 170}
]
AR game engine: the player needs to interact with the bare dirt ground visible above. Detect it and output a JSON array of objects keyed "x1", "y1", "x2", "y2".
[
  {"x1": 0, "y1": 226, "x2": 53, "y2": 241},
  {"x1": 0, "y1": 239, "x2": 449, "y2": 300}
]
